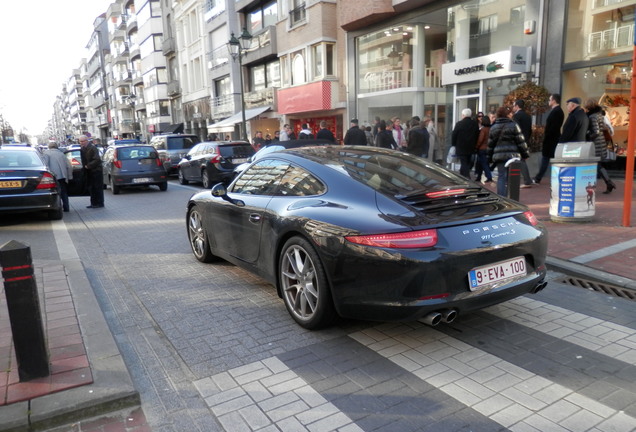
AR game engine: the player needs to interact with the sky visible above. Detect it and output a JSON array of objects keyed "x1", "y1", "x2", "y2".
[{"x1": 0, "y1": 0, "x2": 113, "y2": 138}]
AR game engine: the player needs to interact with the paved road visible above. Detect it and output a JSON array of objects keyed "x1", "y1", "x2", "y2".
[{"x1": 1, "y1": 181, "x2": 635, "y2": 432}]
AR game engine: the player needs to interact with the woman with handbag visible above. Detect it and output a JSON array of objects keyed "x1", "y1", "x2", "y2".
[
  {"x1": 487, "y1": 106, "x2": 529, "y2": 196},
  {"x1": 584, "y1": 99, "x2": 617, "y2": 194}
]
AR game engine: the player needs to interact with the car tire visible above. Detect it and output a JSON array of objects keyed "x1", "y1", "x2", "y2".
[
  {"x1": 279, "y1": 236, "x2": 336, "y2": 329},
  {"x1": 178, "y1": 169, "x2": 189, "y2": 185},
  {"x1": 202, "y1": 170, "x2": 211, "y2": 189},
  {"x1": 48, "y1": 206, "x2": 63, "y2": 220},
  {"x1": 110, "y1": 177, "x2": 120, "y2": 195},
  {"x1": 187, "y1": 206, "x2": 217, "y2": 263},
  {"x1": 159, "y1": 182, "x2": 168, "y2": 191}
]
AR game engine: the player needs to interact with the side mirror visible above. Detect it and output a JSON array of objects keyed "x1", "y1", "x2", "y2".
[
  {"x1": 211, "y1": 183, "x2": 244, "y2": 207},
  {"x1": 211, "y1": 183, "x2": 227, "y2": 197}
]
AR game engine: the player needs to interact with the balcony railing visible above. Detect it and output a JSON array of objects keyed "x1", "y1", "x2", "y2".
[
  {"x1": 290, "y1": 3, "x2": 306, "y2": 27},
  {"x1": 588, "y1": 23, "x2": 634, "y2": 54},
  {"x1": 211, "y1": 94, "x2": 234, "y2": 119},
  {"x1": 245, "y1": 88, "x2": 275, "y2": 109},
  {"x1": 359, "y1": 67, "x2": 441, "y2": 93},
  {"x1": 207, "y1": 45, "x2": 229, "y2": 70}
]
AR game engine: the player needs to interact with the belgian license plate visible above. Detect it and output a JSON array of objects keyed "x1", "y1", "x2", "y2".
[
  {"x1": 132, "y1": 177, "x2": 152, "y2": 183},
  {"x1": 233, "y1": 158, "x2": 248, "y2": 164},
  {"x1": 468, "y1": 257, "x2": 527, "y2": 290},
  {"x1": 0, "y1": 180, "x2": 22, "y2": 188}
]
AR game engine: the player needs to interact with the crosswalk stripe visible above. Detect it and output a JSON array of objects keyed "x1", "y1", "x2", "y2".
[
  {"x1": 486, "y1": 296, "x2": 636, "y2": 364},
  {"x1": 350, "y1": 323, "x2": 636, "y2": 432},
  {"x1": 194, "y1": 357, "x2": 364, "y2": 432}
]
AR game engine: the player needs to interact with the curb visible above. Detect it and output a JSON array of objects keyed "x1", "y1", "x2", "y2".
[
  {"x1": 546, "y1": 256, "x2": 636, "y2": 291},
  {"x1": 0, "y1": 260, "x2": 140, "y2": 432}
]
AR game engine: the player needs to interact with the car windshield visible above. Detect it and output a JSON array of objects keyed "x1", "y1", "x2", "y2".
[
  {"x1": 252, "y1": 145, "x2": 285, "y2": 161},
  {"x1": 293, "y1": 147, "x2": 470, "y2": 198},
  {"x1": 0, "y1": 150, "x2": 42, "y2": 168}
]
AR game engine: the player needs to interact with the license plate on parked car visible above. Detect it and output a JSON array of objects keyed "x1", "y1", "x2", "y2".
[
  {"x1": 132, "y1": 178, "x2": 152, "y2": 183},
  {"x1": 0, "y1": 180, "x2": 22, "y2": 188},
  {"x1": 468, "y1": 257, "x2": 527, "y2": 290},
  {"x1": 233, "y1": 158, "x2": 248, "y2": 164}
]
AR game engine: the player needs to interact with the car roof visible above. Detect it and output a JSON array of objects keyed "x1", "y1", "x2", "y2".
[
  {"x1": 0, "y1": 145, "x2": 38, "y2": 152},
  {"x1": 271, "y1": 139, "x2": 334, "y2": 149}
]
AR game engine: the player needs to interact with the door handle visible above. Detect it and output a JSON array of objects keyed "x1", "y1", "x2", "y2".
[{"x1": 249, "y1": 213, "x2": 261, "y2": 223}]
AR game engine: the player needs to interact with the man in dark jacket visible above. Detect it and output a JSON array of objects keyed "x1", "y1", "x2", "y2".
[
  {"x1": 512, "y1": 99, "x2": 534, "y2": 187},
  {"x1": 79, "y1": 135, "x2": 104, "y2": 208},
  {"x1": 451, "y1": 108, "x2": 479, "y2": 178},
  {"x1": 559, "y1": 97, "x2": 589, "y2": 143},
  {"x1": 315, "y1": 120, "x2": 336, "y2": 142},
  {"x1": 343, "y1": 118, "x2": 368, "y2": 146},
  {"x1": 534, "y1": 93, "x2": 564, "y2": 184},
  {"x1": 406, "y1": 118, "x2": 430, "y2": 157}
]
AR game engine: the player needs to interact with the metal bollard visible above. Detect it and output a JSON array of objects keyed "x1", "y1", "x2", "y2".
[
  {"x1": 506, "y1": 159, "x2": 522, "y2": 201},
  {"x1": 0, "y1": 240, "x2": 50, "y2": 381}
]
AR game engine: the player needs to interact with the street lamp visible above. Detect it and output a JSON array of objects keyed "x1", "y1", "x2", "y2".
[{"x1": 227, "y1": 28, "x2": 253, "y2": 141}]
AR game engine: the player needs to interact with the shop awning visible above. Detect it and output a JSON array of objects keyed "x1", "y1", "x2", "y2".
[
  {"x1": 162, "y1": 123, "x2": 184, "y2": 134},
  {"x1": 208, "y1": 106, "x2": 270, "y2": 132}
]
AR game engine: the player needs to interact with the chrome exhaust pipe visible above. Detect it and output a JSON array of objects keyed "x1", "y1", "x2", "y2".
[
  {"x1": 532, "y1": 281, "x2": 548, "y2": 294},
  {"x1": 441, "y1": 309, "x2": 458, "y2": 324},
  {"x1": 419, "y1": 311, "x2": 442, "y2": 326}
]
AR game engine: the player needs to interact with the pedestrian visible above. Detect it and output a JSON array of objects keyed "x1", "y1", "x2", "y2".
[
  {"x1": 406, "y1": 117, "x2": 430, "y2": 157},
  {"x1": 487, "y1": 106, "x2": 529, "y2": 196},
  {"x1": 207, "y1": 133, "x2": 218, "y2": 141},
  {"x1": 512, "y1": 100, "x2": 534, "y2": 188},
  {"x1": 451, "y1": 108, "x2": 479, "y2": 179},
  {"x1": 343, "y1": 118, "x2": 368, "y2": 146},
  {"x1": 474, "y1": 115, "x2": 493, "y2": 183},
  {"x1": 79, "y1": 135, "x2": 104, "y2": 208},
  {"x1": 364, "y1": 126, "x2": 374, "y2": 146},
  {"x1": 279, "y1": 124, "x2": 290, "y2": 141},
  {"x1": 391, "y1": 117, "x2": 407, "y2": 149},
  {"x1": 273, "y1": 130, "x2": 280, "y2": 141},
  {"x1": 559, "y1": 97, "x2": 589, "y2": 143},
  {"x1": 299, "y1": 123, "x2": 314, "y2": 139},
  {"x1": 315, "y1": 120, "x2": 336, "y2": 142},
  {"x1": 422, "y1": 116, "x2": 442, "y2": 164},
  {"x1": 375, "y1": 120, "x2": 397, "y2": 149},
  {"x1": 265, "y1": 134, "x2": 272, "y2": 145},
  {"x1": 372, "y1": 116, "x2": 381, "y2": 141},
  {"x1": 43, "y1": 142, "x2": 73, "y2": 212},
  {"x1": 252, "y1": 131, "x2": 265, "y2": 149},
  {"x1": 533, "y1": 93, "x2": 564, "y2": 184},
  {"x1": 584, "y1": 98, "x2": 617, "y2": 194}
]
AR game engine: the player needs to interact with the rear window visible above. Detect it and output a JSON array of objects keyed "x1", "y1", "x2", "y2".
[
  {"x1": 0, "y1": 151, "x2": 43, "y2": 168},
  {"x1": 117, "y1": 147, "x2": 158, "y2": 160},
  {"x1": 219, "y1": 144, "x2": 255, "y2": 158},
  {"x1": 166, "y1": 136, "x2": 200, "y2": 150}
]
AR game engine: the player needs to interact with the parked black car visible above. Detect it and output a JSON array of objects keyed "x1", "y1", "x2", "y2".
[
  {"x1": 186, "y1": 146, "x2": 548, "y2": 329},
  {"x1": 150, "y1": 134, "x2": 200, "y2": 175},
  {"x1": 102, "y1": 145, "x2": 168, "y2": 194},
  {"x1": 178, "y1": 141, "x2": 255, "y2": 188},
  {"x1": 0, "y1": 146, "x2": 63, "y2": 220}
]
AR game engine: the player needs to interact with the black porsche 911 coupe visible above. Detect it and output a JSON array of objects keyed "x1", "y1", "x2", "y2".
[{"x1": 186, "y1": 146, "x2": 548, "y2": 329}]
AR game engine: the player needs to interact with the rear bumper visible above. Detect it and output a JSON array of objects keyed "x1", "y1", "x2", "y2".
[{"x1": 111, "y1": 174, "x2": 167, "y2": 186}]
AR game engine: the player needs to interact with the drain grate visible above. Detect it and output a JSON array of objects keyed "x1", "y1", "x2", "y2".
[{"x1": 557, "y1": 276, "x2": 636, "y2": 302}]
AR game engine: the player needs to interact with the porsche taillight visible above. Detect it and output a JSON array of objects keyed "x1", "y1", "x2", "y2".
[
  {"x1": 345, "y1": 229, "x2": 438, "y2": 249},
  {"x1": 36, "y1": 172, "x2": 58, "y2": 189},
  {"x1": 522, "y1": 211, "x2": 539, "y2": 226}
]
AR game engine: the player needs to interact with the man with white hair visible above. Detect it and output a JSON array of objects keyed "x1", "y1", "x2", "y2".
[
  {"x1": 43, "y1": 142, "x2": 73, "y2": 212},
  {"x1": 451, "y1": 108, "x2": 479, "y2": 178}
]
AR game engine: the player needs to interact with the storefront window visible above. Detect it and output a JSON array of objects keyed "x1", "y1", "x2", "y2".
[
  {"x1": 563, "y1": 62, "x2": 632, "y2": 158},
  {"x1": 565, "y1": 0, "x2": 636, "y2": 63},
  {"x1": 356, "y1": 24, "x2": 416, "y2": 94},
  {"x1": 446, "y1": 0, "x2": 526, "y2": 62}
]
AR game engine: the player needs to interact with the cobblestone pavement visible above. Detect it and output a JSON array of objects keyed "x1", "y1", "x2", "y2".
[{"x1": 1, "y1": 180, "x2": 635, "y2": 432}]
